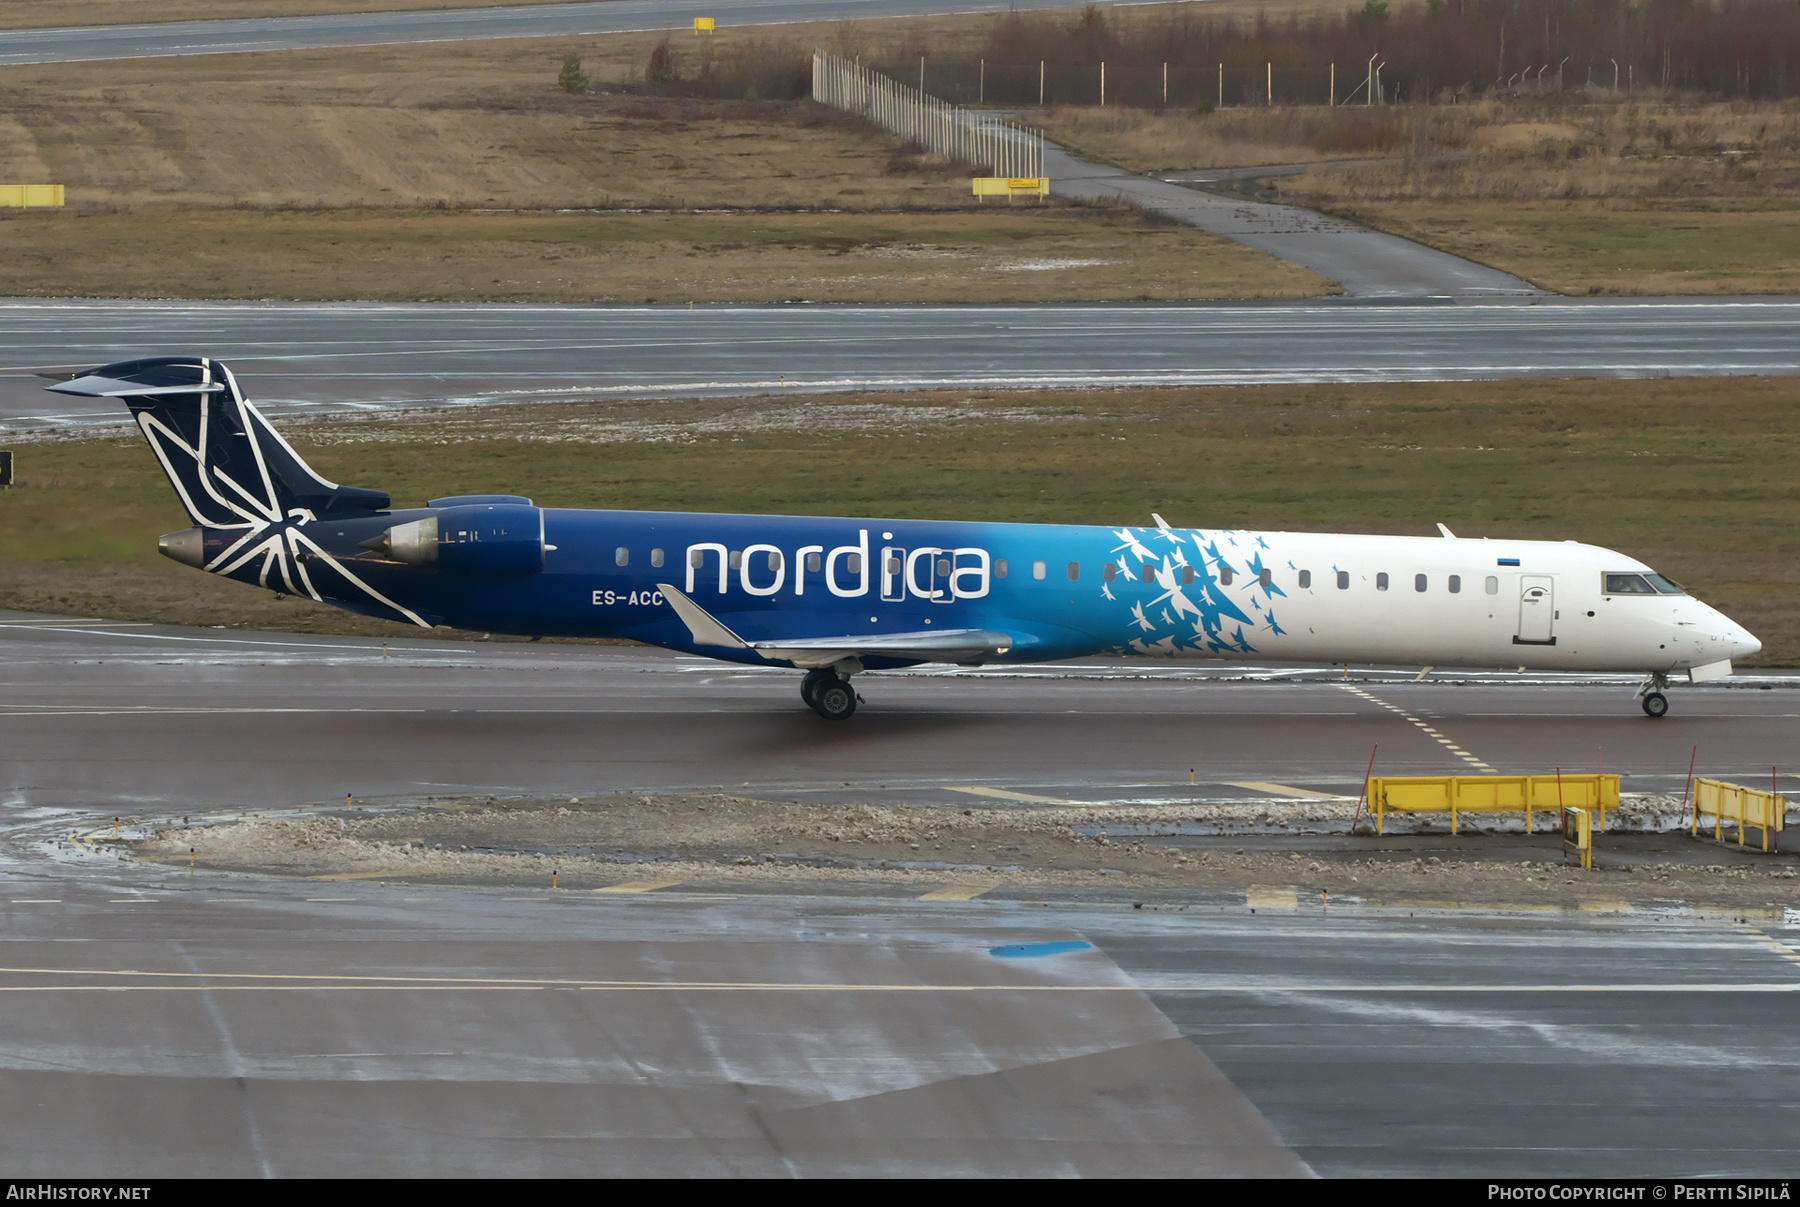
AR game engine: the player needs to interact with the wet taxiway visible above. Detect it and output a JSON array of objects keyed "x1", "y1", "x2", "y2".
[{"x1": 3, "y1": 613, "x2": 1797, "y2": 1176}]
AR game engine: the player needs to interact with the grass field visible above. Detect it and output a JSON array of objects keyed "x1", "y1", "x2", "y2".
[
  {"x1": 0, "y1": 206, "x2": 1325, "y2": 303},
  {"x1": 4, "y1": 377, "x2": 1796, "y2": 662},
  {"x1": 0, "y1": 35, "x2": 1320, "y2": 302},
  {"x1": 1317, "y1": 203, "x2": 1800, "y2": 296},
  {"x1": 1047, "y1": 99, "x2": 1800, "y2": 295}
]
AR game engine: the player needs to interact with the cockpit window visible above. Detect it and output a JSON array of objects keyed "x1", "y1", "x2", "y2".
[
  {"x1": 1645, "y1": 573, "x2": 1686, "y2": 595},
  {"x1": 1604, "y1": 573, "x2": 1656, "y2": 594}
]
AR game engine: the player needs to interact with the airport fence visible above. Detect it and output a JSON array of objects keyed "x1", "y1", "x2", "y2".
[
  {"x1": 1692, "y1": 777, "x2": 1785, "y2": 852},
  {"x1": 1367, "y1": 774, "x2": 1620, "y2": 835},
  {"x1": 811, "y1": 49, "x2": 1045, "y2": 183}
]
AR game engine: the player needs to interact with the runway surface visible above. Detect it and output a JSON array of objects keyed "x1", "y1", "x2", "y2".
[
  {"x1": 7, "y1": 298, "x2": 1799, "y2": 434},
  {"x1": 5, "y1": 613, "x2": 1798, "y2": 1176},
  {"x1": 0, "y1": 0, "x2": 1124, "y2": 67}
]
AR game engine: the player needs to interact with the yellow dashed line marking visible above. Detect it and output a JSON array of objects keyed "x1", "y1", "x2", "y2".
[
  {"x1": 1247, "y1": 886, "x2": 1300, "y2": 909},
  {"x1": 918, "y1": 885, "x2": 997, "y2": 901},
  {"x1": 1339, "y1": 684, "x2": 1497, "y2": 772},
  {"x1": 1577, "y1": 900, "x2": 1635, "y2": 914},
  {"x1": 594, "y1": 878, "x2": 686, "y2": 894}
]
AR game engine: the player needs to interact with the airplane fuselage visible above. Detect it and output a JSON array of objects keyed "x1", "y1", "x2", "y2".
[{"x1": 245, "y1": 507, "x2": 1758, "y2": 675}]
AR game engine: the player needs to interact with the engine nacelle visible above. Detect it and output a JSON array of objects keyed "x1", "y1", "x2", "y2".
[{"x1": 370, "y1": 503, "x2": 546, "y2": 577}]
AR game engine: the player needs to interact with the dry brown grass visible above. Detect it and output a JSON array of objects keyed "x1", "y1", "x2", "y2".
[
  {"x1": 0, "y1": 205, "x2": 1326, "y2": 302},
  {"x1": 0, "y1": 55, "x2": 979, "y2": 211}
]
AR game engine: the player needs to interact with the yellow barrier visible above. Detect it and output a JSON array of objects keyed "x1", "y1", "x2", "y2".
[
  {"x1": 0, "y1": 185, "x2": 64, "y2": 207},
  {"x1": 1563, "y1": 806, "x2": 1593, "y2": 869},
  {"x1": 973, "y1": 176, "x2": 1049, "y2": 199},
  {"x1": 1692, "y1": 777, "x2": 1784, "y2": 852},
  {"x1": 693, "y1": 17, "x2": 715, "y2": 32},
  {"x1": 1367, "y1": 774, "x2": 1620, "y2": 834}
]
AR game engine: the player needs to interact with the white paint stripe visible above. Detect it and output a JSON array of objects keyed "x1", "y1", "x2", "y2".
[{"x1": 1226, "y1": 781, "x2": 1340, "y2": 800}]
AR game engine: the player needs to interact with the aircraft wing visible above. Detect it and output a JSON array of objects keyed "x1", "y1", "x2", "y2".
[{"x1": 658, "y1": 584, "x2": 1013, "y2": 669}]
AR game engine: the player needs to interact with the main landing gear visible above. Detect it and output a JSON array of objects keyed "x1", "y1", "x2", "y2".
[
  {"x1": 801, "y1": 668, "x2": 859, "y2": 721},
  {"x1": 1638, "y1": 670, "x2": 1671, "y2": 718}
]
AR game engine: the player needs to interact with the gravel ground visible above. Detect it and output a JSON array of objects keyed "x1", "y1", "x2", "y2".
[{"x1": 119, "y1": 792, "x2": 1800, "y2": 912}]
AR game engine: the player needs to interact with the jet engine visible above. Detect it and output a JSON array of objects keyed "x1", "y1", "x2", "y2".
[{"x1": 364, "y1": 503, "x2": 546, "y2": 577}]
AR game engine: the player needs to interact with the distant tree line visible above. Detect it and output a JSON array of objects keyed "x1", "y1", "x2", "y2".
[{"x1": 861, "y1": 0, "x2": 1800, "y2": 106}]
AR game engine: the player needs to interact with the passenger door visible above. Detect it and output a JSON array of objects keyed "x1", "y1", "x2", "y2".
[
  {"x1": 1516, "y1": 575, "x2": 1555, "y2": 645},
  {"x1": 881, "y1": 546, "x2": 906, "y2": 602}
]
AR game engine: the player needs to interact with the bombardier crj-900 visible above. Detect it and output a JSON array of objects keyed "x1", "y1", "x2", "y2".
[{"x1": 55, "y1": 357, "x2": 1760, "y2": 721}]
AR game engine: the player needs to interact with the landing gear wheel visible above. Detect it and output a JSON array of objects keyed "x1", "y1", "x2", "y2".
[
  {"x1": 810, "y1": 676, "x2": 857, "y2": 721},
  {"x1": 1642, "y1": 691, "x2": 1669, "y2": 718},
  {"x1": 800, "y1": 669, "x2": 831, "y2": 710}
]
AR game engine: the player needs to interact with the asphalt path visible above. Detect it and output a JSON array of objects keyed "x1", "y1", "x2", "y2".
[
  {"x1": 1047, "y1": 144, "x2": 1542, "y2": 298},
  {"x1": 0, "y1": 0, "x2": 1129, "y2": 66},
  {"x1": 3, "y1": 613, "x2": 1798, "y2": 1176},
  {"x1": 7, "y1": 298, "x2": 1799, "y2": 434}
]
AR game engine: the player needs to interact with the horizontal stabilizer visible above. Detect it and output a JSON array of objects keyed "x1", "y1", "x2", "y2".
[
  {"x1": 48, "y1": 375, "x2": 225, "y2": 397},
  {"x1": 657, "y1": 585, "x2": 1014, "y2": 668}
]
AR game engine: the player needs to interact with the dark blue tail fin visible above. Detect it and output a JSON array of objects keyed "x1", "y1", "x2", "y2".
[{"x1": 47, "y1": 356, "x2": 388, "y2": 527}]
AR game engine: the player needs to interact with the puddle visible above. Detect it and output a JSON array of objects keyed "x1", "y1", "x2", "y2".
[{"x1": 989, "y1": 940, "x2": 1093, "y2": 959}]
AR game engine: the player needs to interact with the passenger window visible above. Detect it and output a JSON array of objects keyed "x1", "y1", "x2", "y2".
[
  {"x1": 807, "y1": 552, "x2": 822, "y2": 572},
  {"x1": 1298, "y1": 570, "x2": 1311, "y2": 588},
  {"x1": 650, "y1": 548, "x2": 664, "y2": 569},
  {"x1": 615, "y1": 546, "x2": 629, "y2": 567},
  {"x1": 1415, "y1": 573, "x2": 1427, "y2": 592},
  {"x1": 1485, "y1": 576, "x2": 1499, "y2": 595},
  {"x1": 767, "y1": 551, "x2": 782, "y2": 571},
  {"x1": 1604, "y1": 573, "x2": 1656, "y2": 595},
  {"x1": 846, "y1": 553, "x2": 862, "y2": 574},
  {"x1": 1448, "y1": 574, "x2": 1461, "y2": 594},
  {"x1": 936, "y1": 557, "x2": 950, "y2": 576},
  {"x1": 1067, "y1": 562, "x2": 1080, "y2": 581},
  {"x1": 995, "y1": 560, "x2": 1008, "y2": 579},
  {"x1": 1258, "y1": 568, "x2": 1272, "y2": 589},
  {"x1": 1336, "y1": 571, "x2": 1349, "y2": 590},
  {"x1": 1181, "y1": 566, "x2": 1195, "y2": 585},
  {"x1": 1377, "y1": 573, "x2": 1389, "y2": 591},
  {"x1": 1219, "y1": 566, "x2": 1233, "y2": 586},
  {"x1": 729, "y1": 550, "x2": 742, "y2": 570},
  {"x1": 885, "y1": 556, "x2": 901, "y2": 574},
  {"x1": 689, "y1": 549, "x2": 704, "y2": 568},
  {"x1": 1033, "y1": 561, "x2": 1047, "y2": 580},
  {"x1": 1141, "y1": 564, "x2": 1155, "y2": 584},
  {"x1": 1103, "y1": 562, "x2": 1117, "y2": 583}
]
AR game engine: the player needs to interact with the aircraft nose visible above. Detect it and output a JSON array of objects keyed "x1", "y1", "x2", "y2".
[{"x1": 1723, "y1": 621, "x2": 1762, "y2": 661}]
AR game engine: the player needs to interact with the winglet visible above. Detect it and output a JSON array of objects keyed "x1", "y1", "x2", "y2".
[
  {"x1": 657, "y1": 584, "x2": 748, "y2": 649},
  {"x1": 1151, "y1": 513, "x2": 1173, "y2": 530},
  {"x1": 1436, "y1": 523, "x2": 1457, "y2": 539}
]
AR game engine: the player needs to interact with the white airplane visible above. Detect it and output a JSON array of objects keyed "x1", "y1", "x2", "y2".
[{"x1": 63, "y1": 357, "x2": 1759, "y2": 720}]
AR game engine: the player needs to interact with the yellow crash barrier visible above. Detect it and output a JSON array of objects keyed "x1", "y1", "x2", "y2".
[
  {"x1": 1562, "y1": 806, "x2": 1594, "y2": 869},
  {"x1": 694, "y1": 17, "x2": 715, "y2": 32},
  {"x1": 1692, "y1": 777, "x2": 1785, "y2": 852},
  {"x1": 973, "y1": 176, "x2": 1049, "y2": 199},
  {"x1": 1367, "y1": 774, "x2": 1620, "y2": 835},
  {"x1": 0, "y1": 185, "x2": 64, "y2": 207}
]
